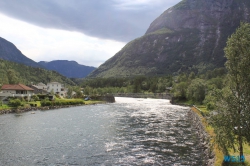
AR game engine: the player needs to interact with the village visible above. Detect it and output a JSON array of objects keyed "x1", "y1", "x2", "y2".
[
  {"x1": 0, "y1": 82, "x2": 69, "y2": 101},
  {"x1": 0, "y1": 82, "x2": 89, "y2": 110}
]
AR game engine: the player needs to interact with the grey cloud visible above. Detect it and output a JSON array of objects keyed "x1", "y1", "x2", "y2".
[{"x1": 0, "y1": 0, "x2": 181, "y2": 42}]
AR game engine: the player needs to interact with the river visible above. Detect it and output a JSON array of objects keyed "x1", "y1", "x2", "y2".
[{"x1": 0, "y1": 97, "x2": 203, "y2": 166}]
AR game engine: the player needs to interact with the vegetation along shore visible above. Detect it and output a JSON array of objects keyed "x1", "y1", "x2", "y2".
[{"x1": 0, "y1": 95, "x2": 115, "y2": 115}]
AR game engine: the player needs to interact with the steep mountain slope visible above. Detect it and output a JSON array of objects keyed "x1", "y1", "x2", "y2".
[
  {"x1": 0, "y1": 37, "x2": 42, "y2": 68},
  {"x1": 89, "y1": 0, "x2": 250, "y2": 77},
  {"x1": 38, "y1": 60, "x2": 96, "y2": 78},
  {"x1": 0, "y1": 59, "x2": 76, "y2": 86}
]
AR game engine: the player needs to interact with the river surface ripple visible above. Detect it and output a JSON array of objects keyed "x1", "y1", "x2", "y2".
[{"x1": 0, "y1": 97, "x2": 203, "y2": 166}]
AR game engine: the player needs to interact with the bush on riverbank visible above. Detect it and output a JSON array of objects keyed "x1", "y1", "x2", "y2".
[
  {"x1": 40, "y1": 99, "x2": 85, "y2": 107},
  {"x1": 8, "y1": 99, "x2": 22, "y2": 107}
]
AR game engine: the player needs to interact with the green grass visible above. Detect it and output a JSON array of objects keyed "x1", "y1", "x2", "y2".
[
  {"x1": 84, "y1": 100, "x2": 104, "y2": 105},
  {"x1": 55, "y1": 98, "x2": 83, "y2": 102},
  {"x1": 0, "y1": 104, "x2": 12, "y2": 110},
  {"x1": 229, "y1": 145, "x2": 250, "y2": 166},
  {"x1": 195, "y1": 105, "x2": 250, "y2": 166},
  {"x1": 191, "y1": 106, "x2": 224, "y2": 166},
  {"x1": 54, "y1": 98, "x2": 105, "y2": 105},
  {"x1": 2, "y1": 98, "x2": 104, "y2": 110}
]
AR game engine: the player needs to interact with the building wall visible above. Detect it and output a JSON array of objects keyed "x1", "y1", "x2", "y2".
[
  {"x1": 47, "y1": 82, "x2": 62, "y2": 94},
  {"x1": 26, "y1": 91, "x2": 34, "y2": 95},
  {"x1": 2, "y1": 90, "x2": 16, "y2": 94}
]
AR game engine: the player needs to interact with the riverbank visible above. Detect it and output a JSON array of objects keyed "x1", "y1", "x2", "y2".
[
  {"x1": 188, "y1": 107, "x2": 215, "y2": 166},
  {"x1": 171, "y1": 100, "x2": 218, "y2": 165},
  {"x1": 0, "y1": 100, "x2": 109, "y2": 115}
]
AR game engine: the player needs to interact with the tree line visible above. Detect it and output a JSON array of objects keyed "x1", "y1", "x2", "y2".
[{"x1": 80, "y1": 76, "x2": 173, "y2": 95}]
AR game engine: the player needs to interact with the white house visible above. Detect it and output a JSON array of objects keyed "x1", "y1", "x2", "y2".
[{"x1": 47, "y1": 82, "x2": 67, "y2": 97}]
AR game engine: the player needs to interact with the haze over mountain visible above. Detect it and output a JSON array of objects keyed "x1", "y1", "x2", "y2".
[
  {"x1": 39, "y1": 60, "x2": 96, "y2": 78},
  {"x1": 89, "y1": 0, "x2": 250, "y2": 78},
  {"x1": 0, "y1": 37, "x2": 42, "y2": 68}
]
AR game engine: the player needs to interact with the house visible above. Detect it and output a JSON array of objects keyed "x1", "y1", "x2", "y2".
[
  {"x1": 1, "y1": 84, "x2": 34, "y2": 95},
  {"x1": 37, "y1": 82, "x2": 47, "y2": 90},
  {"x1": 0, "y1": 84, "x2": 34, "y2": 100},
  {"x1": 29, "y1": 82, "x2": 48, "y2": 94},
  {"x1": 29, "y1": 85, "x2": 48, "y2": 94},
  {"x1": 47, "y1": 82, "x2": 67, "y2": 97}
]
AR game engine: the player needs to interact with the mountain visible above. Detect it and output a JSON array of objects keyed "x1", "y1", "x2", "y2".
[
  {"x1": 0, "y1": 59, "x2": 76, "y2": 86},
  {"x1": 0, "y1": 37, "x2": 42, "y2": 68},
  {"x1": 38, "y1": 60, "x2": 96, "y2": 78},
  {"x1": 88, "y1": 0, "x2": 250, "y2": 78}
]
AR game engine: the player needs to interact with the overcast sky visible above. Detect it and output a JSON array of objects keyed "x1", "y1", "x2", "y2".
[{"x1": 0, "y1": 0, "x2": 181, "y2": 67}]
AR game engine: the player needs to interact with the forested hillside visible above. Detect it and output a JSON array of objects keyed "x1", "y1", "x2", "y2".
[{"x1": 0, "y1": 59, "x2": 76, "y2": 86}]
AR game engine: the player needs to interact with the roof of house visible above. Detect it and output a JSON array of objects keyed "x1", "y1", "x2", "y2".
[
  {"x1": 37, "y1": 82, "x2": 46, "y2": 86},
  {"x1": 1, "y1": 84, "x2": 34, "y2": 91},
  {"x1": 48, "y1": 82, "x2": 62, "y2": 85},
  {"x1": 31, "y1": 85, "x2": 47, "y2": 90}
]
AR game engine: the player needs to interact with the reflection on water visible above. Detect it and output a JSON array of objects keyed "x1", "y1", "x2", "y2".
[{"x1": 0, "y1": 97, "x2": 203, "y2": 165}]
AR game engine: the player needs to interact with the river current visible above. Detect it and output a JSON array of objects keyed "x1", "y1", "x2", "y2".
[{"x1": 0, "y1": 97, "x2": 203, "y2": 166}]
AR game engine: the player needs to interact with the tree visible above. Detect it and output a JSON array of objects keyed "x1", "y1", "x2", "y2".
[
  {"x1": 67, "y1": 87, "x2": 73, "y2": 98},
  {"x1": 83, "y1": 86, "x2": 92, "y2": 95},
  {"x1": 186, "y1": 78, "x2": 206, "y2": 103},
  {"x1": 188, "y1": 72, "x2": 196, "y2": 80},
  {"x1": 173, "y1": 82, "x2": 188, "y2": 100},
  {"x1": 210, "y1": 22, "x2": 250, "y2": 162},
  {"x1": 7, "y1": 69, "x2": 18, "y2": 84}
]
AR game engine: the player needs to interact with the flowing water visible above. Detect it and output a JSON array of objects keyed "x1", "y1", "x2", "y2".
[{"x1": 0, "y1": 97, "x2": 203, "y2": 166}]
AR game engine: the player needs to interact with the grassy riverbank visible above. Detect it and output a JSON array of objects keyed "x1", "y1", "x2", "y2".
[
  {"x1": 172, "y1": 99, "x2": 249, "y2": 165},
  {"x1": 192, "y1": 106, "x2": 250, "y2": 166},
  {"x1": 191, "y1": 106, "x2": 224, "y2": 166},
  {"x1": 0, "y1": 99, "x2": 106, "y2": 114},
  {"x1": 0, "y1": 104, "x2": 13, "y2": 110}
]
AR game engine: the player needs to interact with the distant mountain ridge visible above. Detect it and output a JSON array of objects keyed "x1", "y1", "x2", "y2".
[
  {"x1": 89, "y1": 0, "x2": 250, "y2": 77},
  {"x1": 0, "y1": 37, "x2": 95, "y2": 78},
  {"x1": 0, "y1": 59, "x2": 76, "y2": 86},
  {"x1": 38, "y1": 60, "x2": 96, "y2": 78},
  {"x1": 0, "y1": 37, "x2": 42, "y2": 68}
]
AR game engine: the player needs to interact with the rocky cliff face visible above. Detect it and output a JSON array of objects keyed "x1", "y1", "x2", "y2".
[
  {"x1": 89, "y1": 0, "x2": 250, "y2": 77},
  {"x1": 0, "y1": 37, "x2": 42, "y2": 68},
  {"x1": 39, "y1": 60, "x2": 96, "y2": 78}
]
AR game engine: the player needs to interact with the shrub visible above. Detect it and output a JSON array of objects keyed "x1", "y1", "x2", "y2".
[
  {"x1": 41, "y1": 99, "x2": 84, "y2": 107},
  {"x1": 40, "y1": 100, "x2": 52, "y2": 106},
  {"x1": 9, "y1": 99, "x2": 22, "y2": 107},
  {"x1": 31, "y1": 95, "x2": 39, "y2": 101},
  {"x1": 206, "y1": 102, "x2": 215, "y2": 110}
]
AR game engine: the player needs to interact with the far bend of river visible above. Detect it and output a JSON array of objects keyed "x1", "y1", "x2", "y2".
[{"x1": 0, "y1": 97, "x2": 203, "y2": 166}]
